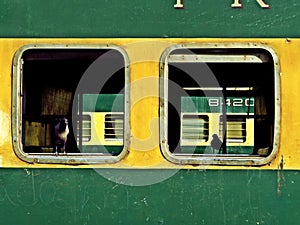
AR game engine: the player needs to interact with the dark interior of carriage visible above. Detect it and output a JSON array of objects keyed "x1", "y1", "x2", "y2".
[{"x1": 21, "y1": 48, "x2": 125, "y2": 153}]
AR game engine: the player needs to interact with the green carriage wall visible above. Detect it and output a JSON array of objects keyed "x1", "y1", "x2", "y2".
[
  {"x1": 0, "y1": 169, "x2": 298, "y2": 225},
  {"x1": 0, "y1": 0, "x2": 299, "y2": 38}
]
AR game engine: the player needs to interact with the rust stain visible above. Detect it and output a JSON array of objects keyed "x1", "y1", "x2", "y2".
[{"x1": 277, "y1": 155, "x2": 285, "y2": 197}]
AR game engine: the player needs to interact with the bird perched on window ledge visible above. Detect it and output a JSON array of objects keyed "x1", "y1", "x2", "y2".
[
  {"x1": 211, "y1": 134, "x2": 223, "y2": 154},
  {"x1": 53, "y1": 117, "x2": 69, "y2": 155}
]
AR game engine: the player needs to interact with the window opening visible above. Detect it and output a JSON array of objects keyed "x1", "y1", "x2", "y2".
[
  {"x1": 13, "y1": 45, "x2": 129, "y2": 164},
  {"x1": 104, "y1": 113, "x2": 124, "y2": 141},
  {"x1": 160, "y1": 44, "x2": 280, "y2": 165},
  {"x1": 76, "y1": 114, "x2": 91, "y2": 143},
  {"x1": 219, "y1": 115, "x2": 247, "y2": 143},
  {"x1": 181, "y1": 114, "x2": 209, "y2": 144}
]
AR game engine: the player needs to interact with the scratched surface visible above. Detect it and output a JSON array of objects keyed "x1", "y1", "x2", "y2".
[
  {"x1": 0, "y1": 169, "x2": 299, "y2": 225},
  {"x1": 0, "y1": 0, "x2": 299, "y2": 37}
]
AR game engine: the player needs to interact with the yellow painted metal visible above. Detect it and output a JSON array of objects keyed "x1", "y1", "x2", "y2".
[{"x1": 0, "y1": 38, "x2": 299, "y2": 170}]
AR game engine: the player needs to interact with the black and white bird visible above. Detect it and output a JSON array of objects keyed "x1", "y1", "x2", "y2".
[
  {"x1": 211, "y1": 134, "x2": 223, "y2": 154},
  {"x1": 54, "y1": 117, "x2": 69, "y2": 154}
]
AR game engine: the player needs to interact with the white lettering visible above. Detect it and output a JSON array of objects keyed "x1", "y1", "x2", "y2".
[
  {"x1": 174, "y1": 0, "x2": 184, "y2": 9},
  {"x1": 174, "y1": 0, "x2": 270, "y2": 9},
  {"x1": 256, "y1": 0, "x2": 270, "y2": 8},
  {"x1": 232, "y1": 0, "x2": 270, "y2": 8},
  {"x1": 209, "y1": 99, "x2": 219, "y2": 107},
  {"x1": 231, "y1": 0, "x2": 243, "y2": 8}
]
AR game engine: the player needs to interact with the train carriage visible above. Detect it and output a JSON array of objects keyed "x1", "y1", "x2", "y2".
[{"x1": 1, "y1": 1, "x2": 300, "y2": 225}]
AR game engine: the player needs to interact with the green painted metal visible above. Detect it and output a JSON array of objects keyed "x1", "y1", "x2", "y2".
[
  {"x1": 180, "y1": 146, "x2": 253, "y2": 154},
  {"x1": 80, "y1": 145, "x2": 123, "y2": 155},
  {"x1": 0, "y1": 168, "x2": 298, "y2": 225},
  {"x1": 82, "y1": 94, "x2": 124, "y2": 112},
  {"x1": 0, "y1": 1, "x2": 299, "y2": 38}
]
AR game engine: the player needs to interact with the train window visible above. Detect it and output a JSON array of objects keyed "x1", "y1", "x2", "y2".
[
  {"x1": 219, "y1": 115, "x2": 247, "y2": 144},
  {"x1": 160, "y1": 43, "x2": 280, "y2": 165},
  {"x1": 181, "y1": 114, "x2": 209, "y2": 144},
  {"x1": 77, "y1": 94, "x2": 125, "y2": 155},
  {"x1": 12, "y1": 44, "x2": 129, "y2": 164},
  {"x1": 104, "y1": 113, "x2": 124, "y2": 141},
  {"x1": 76, "y1": 115, "x2": 92, "y2": 143}
]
